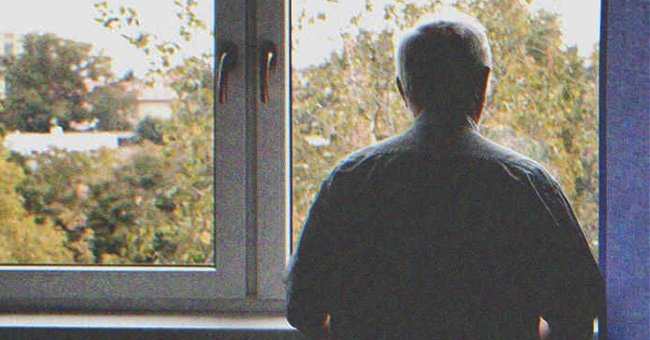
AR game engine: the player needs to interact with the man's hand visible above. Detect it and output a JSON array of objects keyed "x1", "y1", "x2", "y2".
[
  {"x1": 539, "y1": 317, "x2": 551, "y2": 339},
  {"x1": 294, "y1": 315, "x2": 331, "y2": 339}
]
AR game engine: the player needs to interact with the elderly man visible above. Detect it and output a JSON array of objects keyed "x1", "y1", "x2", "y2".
[{"x1": 286, "y1": 15, "x2": 604, "y2": 339}]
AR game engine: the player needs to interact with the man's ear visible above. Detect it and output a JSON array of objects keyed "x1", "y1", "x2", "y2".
[
  {"x1": 480, "y1": 66, "x2": 491, "y2": 92},
  {"x1": 470, "y1": 66, "x2": 491, "y2": 124},
  {"x1": 396, "y1": 76, "x2": 408, "y2": 108}
]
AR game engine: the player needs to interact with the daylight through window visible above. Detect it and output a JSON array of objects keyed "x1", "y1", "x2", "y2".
[
  {"x1": 0, "y1": 0, "x2": 215, "y2": 265},
  {"x1": 291, "y1": 0, "x2": 601, "y2": 259}
]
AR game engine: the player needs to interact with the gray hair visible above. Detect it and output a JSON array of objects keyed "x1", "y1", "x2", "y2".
[{"x1": 395, "y1": 14, "x2": 492, "y2": 117}]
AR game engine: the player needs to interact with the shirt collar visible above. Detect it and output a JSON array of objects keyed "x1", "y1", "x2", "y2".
[{"x1": 412, "y1": 111, "x2": 480, "y2": 135}]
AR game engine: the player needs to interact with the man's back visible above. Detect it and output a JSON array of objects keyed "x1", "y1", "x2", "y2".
[{"x1": 286, "y1": 116, "x2": 604, "y2": 339}]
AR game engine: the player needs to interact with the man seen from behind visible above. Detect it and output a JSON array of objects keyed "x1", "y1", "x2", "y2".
[{"x1": 286, "y1": 13, "x2": 605, "y2": 339}]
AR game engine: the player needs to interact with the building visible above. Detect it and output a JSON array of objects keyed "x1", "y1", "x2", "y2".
[
  {"x1": 1, "y1": 32, "x2": 175, "y2": 121},
  {"x1": 0, "y1": 33, "x2": 23, "y2": 99},
  {"x1": 0, "y1": 32, "x2": 174, "y2": 154},
  {"x1": 132, "y1": 81, "x2": 176, "y2": 122},
  {"x1": 3, "y1": 125, "x2": 133, "y2": 154}
]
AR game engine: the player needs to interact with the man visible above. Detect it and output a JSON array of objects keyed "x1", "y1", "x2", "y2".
[{"x1": 286, "y1": 15, "x2": 604, "y2": 339}]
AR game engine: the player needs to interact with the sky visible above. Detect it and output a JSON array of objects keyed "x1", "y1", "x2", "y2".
[
  {"x1": 293, "y1": 0, "x2": 601, "y2": 68},
  {"x1": 0, "y1": 0, "x2": 215, "y2": 78},
  {"x1": 0, "y1": 0, "x2": 600, "y2": 75}
]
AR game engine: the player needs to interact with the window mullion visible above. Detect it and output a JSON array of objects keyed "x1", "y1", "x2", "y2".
[
  {"x1": 254, "y1": 0, "x2": 289, "y2": 300},
  {"x1": 214, "y1": 0, "x2": 249, "y2": 298}
]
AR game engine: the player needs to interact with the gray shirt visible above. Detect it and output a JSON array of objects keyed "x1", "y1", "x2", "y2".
[{"x1": 286, "y1": 114, "x2": 604, "y2": 339}]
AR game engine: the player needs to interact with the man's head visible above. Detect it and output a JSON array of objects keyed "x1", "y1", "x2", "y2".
[{"x1": 395, "y1": 14, "x2": 492, "y2": 124}]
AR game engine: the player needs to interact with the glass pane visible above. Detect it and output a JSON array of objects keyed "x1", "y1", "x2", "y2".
[
  {"x1": 291, "y1": 0, "x2": 600, "y2": 258},
  {"x1": 0, "y1": 0, "x2": 215, "y2": 265}
]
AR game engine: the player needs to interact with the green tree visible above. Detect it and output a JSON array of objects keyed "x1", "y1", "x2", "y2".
[
  {"x1": 0, "y1": 144, "x2": 73, "y2": 263},
  {"x1": 292, "y1": 0, "x2": 599, "y2": 256},
  {"x1": 88, "y1": 1, "x2": 214, "y2": 264},
  {"x1": 0, "y1": 1, "x2": 214, "y2": 265},
  {"x1": 0, "y1": 33, "x2": 135, "y2": 132},
  {"x1": 86, "y1": 148, "x2": 171, "y2": 263},
  {"x1": 15, "y1": 148, "x2": 117, "y2": 263},
  {"x1": 89, "y1": 81, "x2": 138, "y2": 131},
  {"x1": 159, "y1": 57, "x2": 215, "y2": 264},
  {"x1": 85, "y1": 136, "x2": 212, "y2": 264},
  {"x1": 135, "y1": 116, "x2": 165, "y2": 144}
]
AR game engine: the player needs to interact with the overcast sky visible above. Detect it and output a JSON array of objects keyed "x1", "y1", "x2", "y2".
[
  {"x1": 0, "y1": 0, "x2": 600, "y2": 75},
  {"x1": 293, "y1": 0, "x2": 601, "y2": 67},
  {"x1": 0, "y1": 0, "x2": 214, "y2": 78}
]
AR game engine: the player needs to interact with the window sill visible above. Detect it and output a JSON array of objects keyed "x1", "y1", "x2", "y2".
[{"x1": 0, "y1": 313, "x2": 304, "y2": 339}]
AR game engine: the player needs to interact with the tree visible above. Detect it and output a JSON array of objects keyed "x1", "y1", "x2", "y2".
[
  {"x1": 88, "y1": 1, "x2": 215, "y2": 264},
  {"x1": 83, "y1": 135, "x2": 212, "y2": 264},
  {"x1": 0, "y1": 1, "x2": 215, "y2": 265},
  {"x1": 88, "y1": 81, "x2": 138, "y2": 131},
  {"x1": 135, "y1": 116, "x2": 165, "y2": 144},
  {"x1": 15, "y1": 148, "x2": 117, "y2": 263},
  {"x1": 291, "y1": 0, "x2": 599, "y2": 256},
  {"x1": 0, "y1": 143, "x2": 73, "y2": 263},
  {"x1": 0, "y1": 0, "x2": 598, "y2": 264},
  {"x1": 0, "y1": 33, "x2": 135, "y2": 132}
]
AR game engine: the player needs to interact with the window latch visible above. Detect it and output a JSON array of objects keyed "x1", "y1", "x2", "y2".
[
  {"x1": 259, "y1": 41, "x2": 277, "y2": 103},
  {"x1": 217, "y1": 41, "x2": 237, "y2": 104}
]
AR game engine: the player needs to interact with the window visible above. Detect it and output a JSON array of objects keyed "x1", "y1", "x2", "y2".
[
  {"x1": 288, "y1": 1, "x2": 649, "y2": 337},
  {"x1": 0, "y1": 2, "x2": 647, "y2": 338},
  {"x1": 0, "y1": 0, "x2": 287, "y2": 312},
  {"x1": 290, "y1": 1, "x2": 601, "y2": 259},
  {"x1": 598, "y1": 0, "x2": 649, "y2": 338}
]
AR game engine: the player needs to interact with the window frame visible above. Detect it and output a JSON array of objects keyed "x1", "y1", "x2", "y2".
[
  {"x1": 598, "y1": 0, "x2": 649, "y2": 338},
  {"x1": 0, "y1": 0, "x2": 288, "y2": 313},
  {"x1": 0, "y1": 2, "x2": 648, "y2": 337}
]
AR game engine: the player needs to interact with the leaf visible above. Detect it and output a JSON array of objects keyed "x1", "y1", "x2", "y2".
[{"x1": 103, "y1": 17, "x2": 119, "y2": 28}]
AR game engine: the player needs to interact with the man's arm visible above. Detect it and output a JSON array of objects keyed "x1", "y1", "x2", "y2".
[
  {"x1": 518, "y1": 165, "x2": 605, "y2": 339},
  {"x1": 286, "y1": 177, "x2": 337, "y2": 338}
]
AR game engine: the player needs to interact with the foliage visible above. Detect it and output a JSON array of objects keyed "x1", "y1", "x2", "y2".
[
  {"x1": 0, "y1": 1, "x2": 214, "y2": 264},
  {"x1": 292, "y1": 0, "x2": 599, "y2": 257},
  {"x1": 93, "y1": 0, "x2": 208, "y2": 84},
  {"x1": 87, "y1": 97, "x2": 213, "y2": 264},
  {"x1": 12, "y1": 123, "x2": 213, "y2": 265},
  {"x1": 0, "y1": 33, "x2": 136, "y2": 132},
  {"x1": 88, "y1": 1, "x2": 214, "y2": 264},
  {"x1": 89, "y1": 81, "x2": 138, "y2": 130},
  {"x1": 157, "y1": 57, "x2": 215, "y2": 264},
  {"x1": 0, "y1": 0, "x2": 598, "y2": 264},
  {"x1": 0, "y1": 144, "x2": 73, "y2": 263},
  {"x1": 135, "y1": 116, "x2": 165, "y2": 144},
  {"x1": 15, "y1": 148, "x2": 117, "y2": 263}
]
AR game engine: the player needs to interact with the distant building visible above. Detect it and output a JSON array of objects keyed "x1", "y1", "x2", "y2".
[
  {"x1": 1, "y1": 32, "x2": 175, "y2": 122},
  {"x1": 135, "y1": 83, "x2": 175, "y2": 121},
  {"x1": 0, "y1": 32, "x2": 21, "y2": 58},
  {"x1": 4, "y1": 125, "x2": 133, "y2": 155},
  {"x1": 0, "y1": 33, "x2": 23, "y2": 99},
  {"x1": 0, "y1": 31, "x2": 175, "y2": 154},
  {"x1": 123, "y1": 80, "x2": 176, "y2": 123}
]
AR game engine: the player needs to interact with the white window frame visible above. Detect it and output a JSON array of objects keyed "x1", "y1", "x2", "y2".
[
  {"x1": 0, "y1": 0, "x2": 288, "y2": 313},
  {"x1": 1, "y1": 2, "x2": 648, "y2": 337}
]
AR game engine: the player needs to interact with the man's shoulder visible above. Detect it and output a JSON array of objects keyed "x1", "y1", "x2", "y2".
[
  {"x1": 325, "y1": 129, "x2": 557, "y2": 191},
  {"x1": 331, "y1": 134, "x2": 407, "y2": 173},
  {"x1": 468, "y1": 132, "x2": 554, "y2": 176},
  {"x1": 474, "y1": 136, "x2": 567, "y2": 204},
  {"x1": 334, "y1": 130, "x2": 544, "y2": 168}
]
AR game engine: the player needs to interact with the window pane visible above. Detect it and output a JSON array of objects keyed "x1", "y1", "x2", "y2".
[
  {"x1": 0, "y1": 0, "x2": 215, "y2": 265},
  {"x1": 291, "y1": 0, "x2": 600, "y2": 258}
]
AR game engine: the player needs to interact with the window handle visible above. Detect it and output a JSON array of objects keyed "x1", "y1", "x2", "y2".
[
  {"x1": 217, "y1": 41, "x2": 237, "y2": 104},
  {"x1": 259, "y1": 41, "x2": 277, "y2": 103}
]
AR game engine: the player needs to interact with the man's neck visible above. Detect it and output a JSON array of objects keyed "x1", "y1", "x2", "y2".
[{"x1": 414, "y1": 111, "x2": 479, "y2": 132}]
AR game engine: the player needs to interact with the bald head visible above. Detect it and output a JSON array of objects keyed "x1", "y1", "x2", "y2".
[{"x1": 395, "y1": 16, "x2": 492, "y2": 123}]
